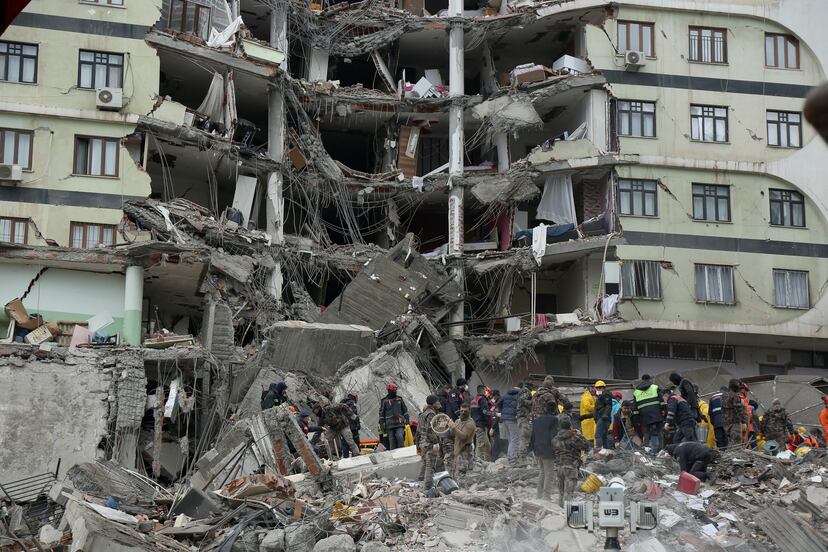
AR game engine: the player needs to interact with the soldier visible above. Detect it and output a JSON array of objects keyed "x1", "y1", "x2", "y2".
[
  {"x1": 445, "y1": 378, "x2": 468, "y2": 420},
  {"x1": 453, "y1": 404, "x2": 477, "y2": 483},
  {"x1": 722, "y1": 379, "x2": 748, "y2": 448},
  {"x1": 551, "y1": 416, "x2": 591, "y2": 507},
  {"x1": 531, "y1": 376, "x2": 572, "y2": 441},
  {"x1": 760, "y1": 398, "x2": 794, "y2": 444},
  {"x1": 417, "y1": 395, "x2": 442, "y2": 491},
  {"x1": 517, "y1": 383, "x2": 534, "y2": 458},
  {"x1": 313, "y1": 398, "x2": 360, "y2": 459},
  {"x1": 340, "y1": 391, "x2": 361, "y2": 457}
]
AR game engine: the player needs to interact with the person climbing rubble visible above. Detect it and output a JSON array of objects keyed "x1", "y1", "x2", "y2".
[
  {"x1": 633, "y1": 374, "x2": 664, "y2": 453},
  {"x1": 446, "y1": 378, "x2": 468, "y2": 420},
  {"x1": 708, "y1": 386, "x2": 728, "y2": 448},
  {"x1": 760, "y1": 398, "x2": 794, "y2": 445},
  {"x1": 261, "y1": 381, "x2": 289, "y2": 410},
  {"x1": 722, "y1": 379, "x2": 748, "y2": 449},
  {"x1": 453, "y1": 403, "x2": 477, "y2": 484},
  {"x1": 665, "y1": 389, "x2": 697, "y2": 444},
  {"x1": 496, "y1": 384, "x2": 520, "y2": 466},
  {"x1": 593, "y1": 381, "x2": 614, "y2": 450},
  {"x1": 580, "y1": 383, "x2": 597, "y2": 445},
  {"x1": 665, "y1": 441, "x2": 720, "y2": 482},
  {"x1": 517, "y1": 382, "x2": 534, "y2": 459},
  {"x1": 551, "y1": 416, "x2": 591, "y2": 507},
  {"x1": 314, "y1": 397, "x2": 361, "y2": 459},
  {"x1": 379, "y1": 382, "x2": 409, "y2": 450},
  {"x1": 297, "y1": 410, "x2": 323, "y2": 438},
  {"x1": 530, "y1": 401, "x2": 561, "y2": 500},
  {"x1": 471, "y1": 384, "x2": 493, "y2": 462},
  {"x1": 417, "y1": 395, "x2": 442, "y2": 492},
  {"x1": 669, "y1": 372, "x2": 702, "y2": 422}
]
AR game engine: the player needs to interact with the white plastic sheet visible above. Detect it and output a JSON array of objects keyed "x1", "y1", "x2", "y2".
[
  {"x1": 207, "y1": 16, "x2": 242, "y2": 48},
  {"x1": 196, "y1": 73, "x2": 225, "y2": 123},
  {"x1": 537, "y1": 174, "x2": 576, "y2": 224}
]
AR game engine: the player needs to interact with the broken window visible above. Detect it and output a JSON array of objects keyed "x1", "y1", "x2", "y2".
[
  {"x1": 618, "y1": 179, "x2": 657, "y2": 217},
  {"x1": 0, "y1": 217, "x2": 26, "y2": 244},
  {"x1": 617, "y1": 20, "x2": 654, "y2": 57},
  {"x1": 0, "y1": 41, "x2": 37, "y2": 83},
  {"x1": 773, "y1": 269, "x2": 809, "y2": 309},
  {"x1": 694, "y1": 264, "x2": 735, "y2": 304},
  {"x1": 169, "y1": 0, "x2": 212, "y2": 41},
  {"x1": 0, "y1": 128, "x2": 33, "y2": 169},
  {"x1": 70, "y1": 222, "x2": 116, "y2": 248},
  {"x1": 765, "y1": 33, "x2": 799, "y2": 69},
  {"x1": 617, "y1": 100, "x2": 655, "y2": 137},
  {"x1": 78, "y1": 50, "x2": 124, "y2": 89},
  {"x1": 690, "y1": 105, "x2": 728, "y2": 142},
  {"x1": 74, "y1": 136, "x2": 119, "y2": 177},
  {"x1": 769, "y1": 188, "x2": 805, "y2": 227},
  {"x1": 767, "y1": 111, "x2": 802, "y2": 148},
  {"x1": 692, "y1": 184, "x2": 730, "y2": 222},
  {"x1": 689, "y1": 27, "x2": 727, "y2": 63},
  {"x1": 620, "y1": 260, "x2": 661, "y2": 299}
]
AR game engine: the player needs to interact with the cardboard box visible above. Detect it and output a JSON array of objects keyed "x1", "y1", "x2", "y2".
[
  {"x1": 288, "y1": 147, "x2": 306, "y2": 171},
  {"x1": 510, "y1": 63, "x2": 553, "y2": 85},
  {"x1": 4, "y1": 298, "x2": 43, "y2": 330},
  {"x1": 24, "y1": 324, "x2": 54, "y2": 345}
]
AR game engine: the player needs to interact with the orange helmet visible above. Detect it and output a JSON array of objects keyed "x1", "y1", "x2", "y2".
[{"x1": 387, "y1": 383, "x2": 398, "y2": 392}]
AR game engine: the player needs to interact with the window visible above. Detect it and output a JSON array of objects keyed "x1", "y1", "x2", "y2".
[
  {"x1": 790, "y1": 350, "x2": 827, "y2": 368},
  {"x1": 611, "y1": 339, "x2": 735, "y2": 362},
  {"x1": 169, "y1": 0, "x2": 212, "y2": 41},
  {"x1": 617, "y1": 21, "x2": 654, "y2": 57},
  {"x1": 770, "y1": 189, "x2": 805, "y2": 227},
  {"x1": 0, "y1": 128, "x2": 33, "y2": 170},
  {"x1": 695, "y1": 264, "x2": 735, "y2": 304},
  {"x1": 618, "y1": 179, "x2": 657, "y2": 217},
  {"x1": 620, "y1": 260, "x2": 661, "y2": 299},
  {"x1": 689, "y1": 27, "x2": 727, "y2": 63},
  {"x1": 765, "y1": 33, "x2": 799, "y2": 69},
  {"x1": 617, "y1": 100, "x2": 656, "y2": 137},
  {"x1": 767, "y1": 110, "x2": 802, "y2": 148},
  {"x1": 690, "y1": 105, "x2": 728, "y2": 142},
  {"x1": 0, "y1": 41, "x2": 37, "y2": 83},
  {"x1": 74, "y1": 136, "x2": 119, "y2": 177},
  {"x1": 70, "y1": 222, "x2": 116, "y2": 248},
  {"x1": 81, "y1": 0, "x2": 125, "y2": 5},
  {"x1": 692, "y1": 184, "x2": 730, "y2": 222},
  {"x1": 78, "y1": 50, "x2": 123, "y2": 89},
  {"x1": 773, "y1": 269, "x2": 809, "y2": 309},
  {"x1": 0, "y1": 217, "x2": 27, "y2": 244}
]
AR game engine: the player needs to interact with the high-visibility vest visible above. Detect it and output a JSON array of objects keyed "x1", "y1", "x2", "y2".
[{"x1": 633, "y1": 384, "x2": 660, "y2": 411}]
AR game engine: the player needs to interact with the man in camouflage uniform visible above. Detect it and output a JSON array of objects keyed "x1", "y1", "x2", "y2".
[
  {"x1": 551, "y1": 416, "x2": 591, "y2": 507},
  {"x1": 532, "y1": 376, "x2": 573, "y2": 418},
  {"x1": 760, "y1": 398, "x2": 794, "y2": 444},
  {"x1": 722, "y1": 379, "x2": 748, "y2": 448},
  {"x1": 453, "y1": 404, "x2": 477, "y2": 484},
  {"x1": 517, "y1": 383, "x2": 534, "y2": 458},
  {"x1": 313, "y1": 398, "x2": 361, "y2": 459},
  {"x1": 417, "y1": 395, "x2": 442, "y2": 491}
]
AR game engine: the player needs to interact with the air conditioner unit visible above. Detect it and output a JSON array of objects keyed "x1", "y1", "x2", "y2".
[
  {"x1": 96, "y1": 87, "x2": 124, "y2": 111},
  {"x1": 0, "y1": 164, "x2": 23, "y2": 184},
  {"x1": 624, "y1": 50, "x2": 646, "y2": 71}
]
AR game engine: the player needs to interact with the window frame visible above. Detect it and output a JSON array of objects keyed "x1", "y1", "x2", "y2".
[
  {"x1": 617, "y1": 20, "x2": 655, "y2": 58},
  {"x1": 168, "y1": 0, "x2": 213, "y2": 40},
  {"x1": 766, "y1": 110, "x2": 802, "y2": 148},
  {"x1": 618, "y1": 178, "x2": 658, "y2": 217},
  {"x1": 69, "y1": 222, "x2": 117, "y2": 249},
  {"x1": 690, "y1": 104, "x2": 729, "y2": 143},
  {"x1": 73, "y1": 135, "x2": 120, "y2": 177},
  {"x1": 772, "y1": 269, "x2": 810, "y2": 309},
  {"x1": 617, "y1": 100, "x2": 656, "y2": 138},
  {"x1": 620, "y1": 260, "x2": 662, "y2": 300},
  {"x1": 769, "y1": 188, "x2": 805, "y2": 227},
  {"x1": 77, "y1": 49, "x2": 124, "y2": 90},
  {"x1": 0, "y1": 127, "x2": 34, "y2": 170},
  {"x1": 694, "y1": 263, "x2": 736, "y2": 305},
  {"x1": 692, "y1": 183, "x2": 731, "y2": 222},
  {"x1": 0, "y1": 40, "x2": 38, "y2": 84},
  {"x1": 80, "y1": 0, "x2": 125, "y2": 5},
  {"x1": 688, "y1": 26, "x2": 728, "y2": 64},
  {"x1": 0, "y1": 216, "x2": 28, "y2": 245},
  {"x1": 765, "y1": 33, "x2": 800, "y2": 69}
]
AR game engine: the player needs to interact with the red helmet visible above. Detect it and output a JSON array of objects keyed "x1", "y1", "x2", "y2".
[
  {"x1": 348, "y1": 390, "x2": 358, "y2": 400},
  {"x1": 612, "y1": 391, "x2": 623, "y2": 400},
  {"x1": 387, "y1": 383, "x2": 398, "y2": 392}
]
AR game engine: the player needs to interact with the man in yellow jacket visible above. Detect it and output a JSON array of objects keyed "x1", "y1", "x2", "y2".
[
  {"x1": 580, "y1": 385, "x2": 597, "y2": 443},
  {"x1": 698, "y1": 400, "x2": 717, "y2": 448}
]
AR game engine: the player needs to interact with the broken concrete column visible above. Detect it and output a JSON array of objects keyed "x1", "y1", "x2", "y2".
[
  {"x1": 306, "y1": 48, "x2": 329, "y2": 82},
  {"x1": 113, "y1": 351, "x2": 147, "y2": 469},
  {"x1": 275, "y1": 404, "x2": 325, "y2": 478},
  {"x1": 202, "y1": 300, "x2": 235, "y2": 363},
  {"x1": 123, "y1": 265, "x2": 144, "y2": 345}
]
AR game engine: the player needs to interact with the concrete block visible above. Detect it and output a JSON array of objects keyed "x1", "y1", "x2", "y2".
[
  {"x1": 170, "y1": 486, "x2": 221, "y2": 520},
  {"x1": 38, "y1": 524, "x2": 63, "y2": 545},
  {"x1": 313, "y1": 534, "x2": 355, "y2": 552},
  {"x1": 261, "y1": 528, "x2": 286, "y2": 552},
  {"x1": 389, "y1": 445, "x2": 418, "y2": 459},
  {"x1": 284, "y1": 523, "x2": 318, "y2": 552},
  {"x1": 441, "y1": 530, "x2": 473, "y2": 549},
  {"x1": 335, "y1": 455, "x2": 373, "y2": 470}
]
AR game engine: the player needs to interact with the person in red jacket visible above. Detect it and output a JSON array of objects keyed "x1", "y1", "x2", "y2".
[{"x1": 820, "y1": 397, "x2": 828, "y2": 446}]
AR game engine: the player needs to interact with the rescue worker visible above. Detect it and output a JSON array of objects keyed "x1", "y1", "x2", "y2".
[
  {"x1": 532, "y1": 375, "x2": 572, "y2": 429},
  {"x1": 669, "y1": 372, "x2": 702, "y2": 421},
  {"x1": 613, "y1": 400, "x2": 641, "y2": 449},
  {"x1": 738, "y1": 383, "x2": 755, "y2": 446},
  {"x1": 417, "y1": 395, "x2": 442, "y2": 491},
  {"x1": 297, "y1": 410, "x2": 323, "y2": 437},
  {"x1": 760, "y1": 398, "x2": 794, "y2": 444},
  {"x1": 440, "y1": 418, "x2": 455, "y2": 477},
  {"x1": 665, "y1": 390, "x2": 697, "y2": 443},
  {"x1": 665, "y1": 441, "x2": 720, "y2": 482},
  {"x1": 721, "y1": 379, "x2": 747, "y2": 448},
  {"x1": 261, "y1": 382, "x2": 289, "y2": 410},
  {"x1": 820, "y1": 396, "x2": 828, "y2": 446},
  {"x1": 593, "y1": 381, "x2": 614, "y2": 449},
  {"x1": 698, "y1": 399, "x2": 718, "y2": 449},
  {"x1": 789, "y1": 426, "x2": 819, "y2": 451},
  {"x1": 708, "y1": 386, "x2": 728, "y2": 448},
  {"x1": 453, "y1": 404, "x2": 477, "y2": 483},
  {"x1": 340, "y1": 391, "x2": 361, "y2": 457},
  {"x1": 379, "y1": 383, "x2": 409, "y2": 450},
  {"x1": 313, "y1": 398, "x2": 360, "y2": 459},
  {"x1": 470, "y1": 385, "x2": 493, "y2": 461},
  {"x1": 496, "y1": 385, "x2": 521, "y2": 466},
  {"x1": 633, "y1": 374, "x2": 664, "y2": 453},
  {"x1": 446, "y1": 378, "x2": 468, "y2": 420},
  {"x1": 579, "y1": 384, "x2": 597, "y2": 444},
  {"x1": 490, "y1": 389, "x2": 506, "y2": 461},
  {"x1": 517, "y1": 383, "x2": 534, "y2": 457},
  {"x1": 551, "y1": 416, "x2": 591, "y2": 507},
  {"x1": 529, "y1": 402, "x2": 561, "y2": 500}
]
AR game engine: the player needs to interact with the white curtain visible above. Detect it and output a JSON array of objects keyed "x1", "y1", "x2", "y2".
[
  {"x1": 197, "y1": 73, "x2": 226, "y2": 124},
  {"x1": 537, "y1": 174, "x2": 576, "y2": 224},
  {"x1": 774, "y1": 270, "x2": 809, "y2": 308}
]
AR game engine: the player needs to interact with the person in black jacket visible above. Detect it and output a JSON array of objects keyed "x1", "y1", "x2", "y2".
[
  {"x1": 669, "y1": 372, "x2": 701, "y2": 422},
  {"x1": 340, "y1": 391, "x2": 361, "y2": 457},
  {"x1": 665, "y1": 441, "x2": 720, "y2": 482},
  {"x1": 445, "y1": 378, "x2": 468, "y2": 420},
  {"x1": 529, "y1": 402, "x2": 561, "y2": 500},
  {"x1": 496, "y1": 386, "x2": 521, "y2": 466},
  {"x1": 593, "y1": 384, "x2": 614, "y2": 450},
  {"x1": 470, "y1": 385, "x2": 493, "y2": 461},
  {"x1": 261, "y1": 382, "x2": 288, "y2": 410},
  {"x1": 708, "y1": 387, "x2": 728, "y2": 448},
  {"x1": 379, "y1": 383, "x2": 409, "y2": 450},
  {"x1": 665, "y1": 391, "x2": 697, "y2": 444}
]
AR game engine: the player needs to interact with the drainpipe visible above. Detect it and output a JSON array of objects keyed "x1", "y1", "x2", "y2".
[{"x1": 123, "y1": 265, "x2": 144, "y2": 346}]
